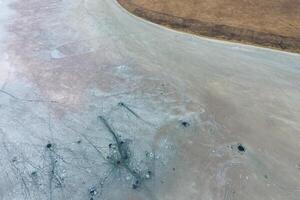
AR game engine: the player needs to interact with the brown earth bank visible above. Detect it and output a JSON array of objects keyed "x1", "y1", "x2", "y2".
[{"x1": 118, "y1": 0, "x2": 300, "y2": 53}]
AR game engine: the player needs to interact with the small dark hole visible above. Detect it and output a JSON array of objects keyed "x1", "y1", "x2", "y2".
[
  {"x1": 116, "y1": 160, "x2": 121, "y2": 165},
  {"x1": 132, "y1": 184, "x2": 138, "y2": 189},
  {"x1": 77, "y1": 140, "x2": 81, "y2": 144},
  {"x1": 132, "y1": 180, "x2": 140, "y2": 189},
  {"x1": 108, "y1": 143, "x2": 112, "y2": 148},
  {"x1": 264, "y1": 175, "x2": 268, "y2": 179},
  {"x1": 181, "y1": 121, "x2": 190, "y2": 127},
  {"x1": 172, "y1": 168, "x2": 176, "y2": 171},
  {"x1": 46, "y1": 143, "x2": 52, "y2": 148},
  {"x1": 237, "y1": 144, "x2": 245, "y2": 152},
  {"x1": 118, "y1": 102, "x2": 125, "y2": 106},
  {"x1": 89, "y1": 187, "x2": 96, "y2": 195},
  {"x1": 31, "y1": 171, "x2": 37, "y2": 176}
]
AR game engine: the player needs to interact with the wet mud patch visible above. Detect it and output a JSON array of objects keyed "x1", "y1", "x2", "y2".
[
  {"x1": 59, "y1": 87, "x2": 201, "y2": 199},
  {"x1": 0, "y1": 55, "x2": 207, "y2": 200}
]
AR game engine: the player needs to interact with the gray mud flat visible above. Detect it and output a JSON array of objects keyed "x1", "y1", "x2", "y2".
[{"x1": 0, "y1": 0, "x2": 300, "y2": 199}]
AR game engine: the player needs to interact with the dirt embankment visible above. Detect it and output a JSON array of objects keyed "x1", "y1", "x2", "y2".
[{"x1": 118, "y1": 0, "x2": 300, "y2": 53}]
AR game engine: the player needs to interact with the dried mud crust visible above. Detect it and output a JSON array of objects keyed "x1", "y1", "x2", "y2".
[{"x1": 118, "y1": 0, "x2": 300, "y2": 53}]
